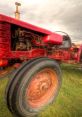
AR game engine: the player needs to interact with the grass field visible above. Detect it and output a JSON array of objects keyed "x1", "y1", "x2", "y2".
[{"x1": 0, "y1": 64, "x2": 82, "y2": 117}]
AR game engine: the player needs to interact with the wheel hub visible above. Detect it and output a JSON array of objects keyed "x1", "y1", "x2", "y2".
[{"x1": 26, "y1": 68, "x2": 58, "y2": 108}]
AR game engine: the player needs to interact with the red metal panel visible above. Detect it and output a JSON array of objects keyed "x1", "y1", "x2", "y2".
[
  {"x1": 0, "y1": 22, "x2": 11, "y2": 59},
  {"x1": 43, "y1": 33, "x2": 63, "y2": 45},
  {"x1": 0, "y1": 22, "x2": 10, "y2": 30},
  {"x1": 0, "y1": 14, "x2": 52, "y2": 35},
  {"x1": 8, "y1": 49, "x2": 46, "y2": 59},
  {"x1": 49, "y1": 50, "x2": 71, "y2": 61}
]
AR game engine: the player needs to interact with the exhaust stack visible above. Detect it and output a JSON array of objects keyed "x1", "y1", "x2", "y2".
[{"x1": 15, "y1": 2, "x2": 21, "y2": 20}]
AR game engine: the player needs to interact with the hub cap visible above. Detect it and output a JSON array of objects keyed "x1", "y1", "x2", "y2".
[{"x1": 26, "y1": 68, "x2": 58, "y2": 109}]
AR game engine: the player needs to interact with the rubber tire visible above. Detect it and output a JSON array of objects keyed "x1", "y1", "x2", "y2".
[
  {"x1": 6, "y1": 57, "x2": 62, "y2": 117},
  {"x1": 6, "y1": 57, "x2": 44, "y2": 113}
]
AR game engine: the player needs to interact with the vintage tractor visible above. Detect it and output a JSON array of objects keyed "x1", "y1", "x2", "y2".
[
  {"x1": 0, "y1": 2, "x2": 82, "y2": 117},
  {"x1": 0, "y1": 13, "x2": 72, "y2": 117}
]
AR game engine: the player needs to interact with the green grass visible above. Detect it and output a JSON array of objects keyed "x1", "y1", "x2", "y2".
[{"x1": 0, "y1": 64, "x2": 82, "y2": 117}]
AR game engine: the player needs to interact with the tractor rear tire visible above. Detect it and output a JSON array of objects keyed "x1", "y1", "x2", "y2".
[{"x1": 6, "y1": 57, "x2": 62, "y2": 117}]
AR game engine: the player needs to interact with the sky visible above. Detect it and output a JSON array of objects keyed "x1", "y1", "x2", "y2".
[{"x1": 0, "y1": 0, "x2": 82, "y2": 43}]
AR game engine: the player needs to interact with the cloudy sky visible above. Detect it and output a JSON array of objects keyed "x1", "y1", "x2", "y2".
[{"x1": 0, "y1": 0, "x2": 82, "y2": 43}]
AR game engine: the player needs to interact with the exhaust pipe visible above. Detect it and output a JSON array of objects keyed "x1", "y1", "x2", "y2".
[{"x1": 15, "y1": 2, "x2": 21, "y2": 20}]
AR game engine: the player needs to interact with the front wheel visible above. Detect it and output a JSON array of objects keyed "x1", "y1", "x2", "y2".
[{"x1": 6, "y1": 57, "x2": 62, "y2": 117}]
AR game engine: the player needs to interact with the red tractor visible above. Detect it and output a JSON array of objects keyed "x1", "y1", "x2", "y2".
[
  {"x1": 50, "y1": 40, "x2": 82, "y2": 64},
  {"x1": 1, "y1": 13, "x2": 82, "y2": 117}
]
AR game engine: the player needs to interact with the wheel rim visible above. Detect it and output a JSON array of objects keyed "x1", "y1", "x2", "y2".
[{"x1": 26, "y1": 68, "x2": 58, "y2": 109}]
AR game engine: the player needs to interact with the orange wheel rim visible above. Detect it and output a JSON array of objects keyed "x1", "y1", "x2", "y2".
[{"x1": 26, "y1": 68, "x2": 58, "y2": 109}]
